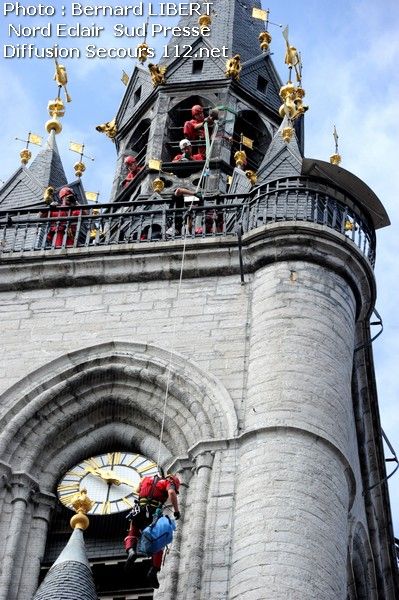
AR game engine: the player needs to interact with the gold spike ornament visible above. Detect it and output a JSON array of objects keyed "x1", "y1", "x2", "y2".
[{"x1": 70, "y1": 489, "x2": 93, "y2": 531}]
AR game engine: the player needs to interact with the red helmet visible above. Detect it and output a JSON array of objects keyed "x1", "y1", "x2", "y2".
[
  {"x1": 59, "y1": 187, "x2": 74, "y2": 199},
  {"x1": 166, "y1": 474, "x2": 180, "y2": 492},
  {"x1": 124, "y1": 155, "x2": 137, "y2": 165},
  {"x1": 191, "y1": 104, "x2": 204, "y2": 116}
]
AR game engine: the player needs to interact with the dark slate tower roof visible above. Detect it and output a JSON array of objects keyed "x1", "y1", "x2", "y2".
[
  {"x1": 258, "y1": 116, "x2": 303, "y2": 182},
  {"x1": 28, "y1": 130, "x2": 68, "y2": 190},
  {"x1": 0, "y1": 130, "x2": 67, "y2": 210},
  {"x1": 33, "y1": 528, "x2": 98, "y2": 600},
  {"x1": 164, "y1": 0, "x2": 268, "y2": 62}
]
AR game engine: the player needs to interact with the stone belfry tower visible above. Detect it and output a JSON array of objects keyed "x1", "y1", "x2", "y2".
[{"x1": 0, "y1": 1, "x2": 398, "y2": 600}]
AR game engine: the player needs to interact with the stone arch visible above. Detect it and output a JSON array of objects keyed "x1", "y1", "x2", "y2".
[
  {"x1": 347, "y1": 521, "x2": 378, "y2": 600},
  {"x1": 0, "y1": 340, "x2": 237, "y2": 490}
]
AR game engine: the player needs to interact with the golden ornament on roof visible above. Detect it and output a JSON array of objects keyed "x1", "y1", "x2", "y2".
[
  {"x1": 20, "y1": 148, "x2": 32, "y2": 165},
  {"x1": 70, "y1": 489, "x2": 93, "y2": 531},
  {"x1": 137, "y1": 41, "x2": 150, "y2": 64},
  {"x1": 225, "y1": 55, "x2": 242, "y2": 81},
  {"x1": 54, "y1": 61, "x2": 71, "y2": 102},
  {"x1": 259, "y1": 31, "x2": 272, "y2": 52},
  {"x1": 330, "y1": 153, "x2": 342, "y2": 166},
  {"x1": 245, "y1": 170, "x2": 257, "y2": 185},
  {"x1": 198, "y1": 14, "x2": 211, "y2": 32},
  {"x1": 234, "y1": 149, "x2": 247, "y2": 169},
  {"x1": 43, "y1": 186, "x2": 54, "y2": 204},
  {"x1": 47, "y1": 98, "x2": 65, "y2": 118},
  {"x1": 148, "y1": 63, "x2": 167, "y2": 86},
  {"x1": 282, "y1": 126, "x2": 294, "y2": 143},
  {"x1": 74, "y1": 161, "x2": 86, "y2": 177},
  {"x1": 96, "y1": 118, "x2": 117, "y2": 140},
  {"x1": 152, "y1": 177, "x2": 165, "y2": 193}
]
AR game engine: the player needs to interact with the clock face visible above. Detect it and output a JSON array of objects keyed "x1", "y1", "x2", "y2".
[{"x1": 57, "y1": 451, "x2": 158, "y2": 515}]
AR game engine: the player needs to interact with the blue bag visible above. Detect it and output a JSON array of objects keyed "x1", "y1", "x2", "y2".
[{"x1": 138, "y1": 515, "x2": 176, "y2": 555}]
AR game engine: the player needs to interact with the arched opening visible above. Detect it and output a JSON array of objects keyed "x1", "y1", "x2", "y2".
[
  {"x1": 164, "y1": 95, "x2": 212, "y2": 163},
  {"x1": 0, "y1": 341, "x2": 237, "y2": 600},
  {"x1": 231, "y1": 110, "x2": 271, "y2": 171}
]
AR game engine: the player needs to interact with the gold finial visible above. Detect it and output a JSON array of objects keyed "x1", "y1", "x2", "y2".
[
  {"x1": 152, "y1": 177, "x2": 165, "y2": 193},
  {"x1": 148, "y1": 63, "x2": 167, "y2": 86},
  {"x1": 95, "y1": 118, "x2": 118, "y2": 140},
  {"x1": 259, "y1": 31, "x2": 272, "y2": 52},
  {"x1": 46, "y1": 98, "x2": 65, "y2": 134},
  {"x1": 280, "y1": 26, "x2": 309, "y2": 121},
  {"x1": 330, "y1": 125, "x2": 342, "y2": 165},
  {"x1": 74, "y1": 162, "x2": 86, "y2": 177},
  {"x1": 44, "y1": 186, "x2": 55, "y2": 204},
  {"x1": 70, "y1": 489, "x2": 93, "y2": 531},
  {"x1": 198, "y1": 13, "x2": 212, "y2": 32},
  {"x1": 54, "y1": 58, "x2": 71, "y2": 103},
  {"x1": 16, "y1": 132, "x2": 42, "y2": 165},
  {"x1": 245, "y1": 170, "x2": 257, "y2": 185},
  {"x1": 20, "y1": 149, "x2": 32, "y2": 165},
  {"x1": 234, "y1": 149, "x2": 247, "y2": 169},
  {"x1": 282, "y1": 125, "x2": 294, "y2": 143},
  {"x1": 225, "y1": 55, "x2": 242, "y2": 81}
]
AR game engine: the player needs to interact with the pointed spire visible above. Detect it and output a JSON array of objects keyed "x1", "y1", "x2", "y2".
[
  {"x1": 28, "y1": 130, "x2": 67, "y2": 189},
  {"x1": 258, "y1": 116, "x2": 303, "y2": 182},
  {"x1": 32, "y1": 528, "x2": 97, "y2": 600},
  {"x1": 33, "y1": 490, "x2": 96, "y2": 600}
]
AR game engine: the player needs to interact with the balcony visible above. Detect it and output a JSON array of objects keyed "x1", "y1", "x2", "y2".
[{"x1": 0, "y1": 177, "x2": 376, "y2": 267}]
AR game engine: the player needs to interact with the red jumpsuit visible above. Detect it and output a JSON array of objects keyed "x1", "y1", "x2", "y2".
[
  {"x1": 183, "y1": 118, "x2": 207, "y2": 157},
  {"x1": 43, "y1": 207, "x2": 83, "y2": 248},
  {"x1": 124, "y1": 477, "x2": 175, "y2": 569},
  {"x1": 123, "y1": 166, "x2": 143, "y2": 188},
  {"x1": 172, "y1": 151, "x2": 204, "y2": 162}
]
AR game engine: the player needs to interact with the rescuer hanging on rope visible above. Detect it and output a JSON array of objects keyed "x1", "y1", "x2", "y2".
[{"x1": 124, "y1": 473, "x2": 181, "y2": 589}]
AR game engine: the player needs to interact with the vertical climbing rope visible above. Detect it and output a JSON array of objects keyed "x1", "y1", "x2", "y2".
[{"x1": 155, "y1": 119, "x2": 219, "y2": 470}]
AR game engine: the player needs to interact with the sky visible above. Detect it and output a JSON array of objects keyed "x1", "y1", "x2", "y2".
[{"x1": 0, "y1": 0, "x2": 398, "y2": 542}]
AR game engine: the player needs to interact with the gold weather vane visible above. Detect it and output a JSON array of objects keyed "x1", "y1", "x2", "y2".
[
  {"x1": 69, "y1": 141, "x2": 95, "y2": 177},
  {"x1": 279, "y1": 25, "x2": 309, "y2": 143},
  {"x1": 15, "y1": 132, "x2": 42, "y2": 165},
  {"x1": 54, "y1": 57, "x2": 72, "y2": 103},
  {"x1": 253, "y1": 7, "x2": 272, "y2": 52},
  {"x1": 330, "y1": 125, "x2": 342, "y2": 165}
]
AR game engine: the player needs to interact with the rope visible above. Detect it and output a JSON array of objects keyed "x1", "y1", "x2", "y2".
[{"x1": 156, "y1": 118, "x2": 219, "y2": 470}]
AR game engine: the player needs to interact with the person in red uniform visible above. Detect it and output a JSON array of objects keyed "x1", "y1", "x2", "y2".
[
  {"x1": 172, "y1": 139, "x2": 204, "y2": 162},
  {"x1": 183, "y1": 104, "x2": 216, "y2": 157},
  {"x1": 40, "y1": 187, "x2": 83, "y2": 248},
  {"x1": 123, "y1": 155, "x2": 142, "y2": 187},
  {"x1": 124, "y1": 473, "x2": 181, "y2": 589}
]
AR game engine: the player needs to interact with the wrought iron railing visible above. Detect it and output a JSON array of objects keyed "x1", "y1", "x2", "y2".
[{"x1": 0, "y1": 178, "x2": 376, "y2": 267}]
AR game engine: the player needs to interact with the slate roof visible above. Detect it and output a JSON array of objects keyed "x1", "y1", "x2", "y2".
[
  {"x1": 33, "y1": 528, "x2": 98, "y2": 600},
  {"x1": 0, "y1": 131, "x2": 67, "y2": 210},
  {"x1": 163, "y1": 0, "x2": 267, "y2": 63}
]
